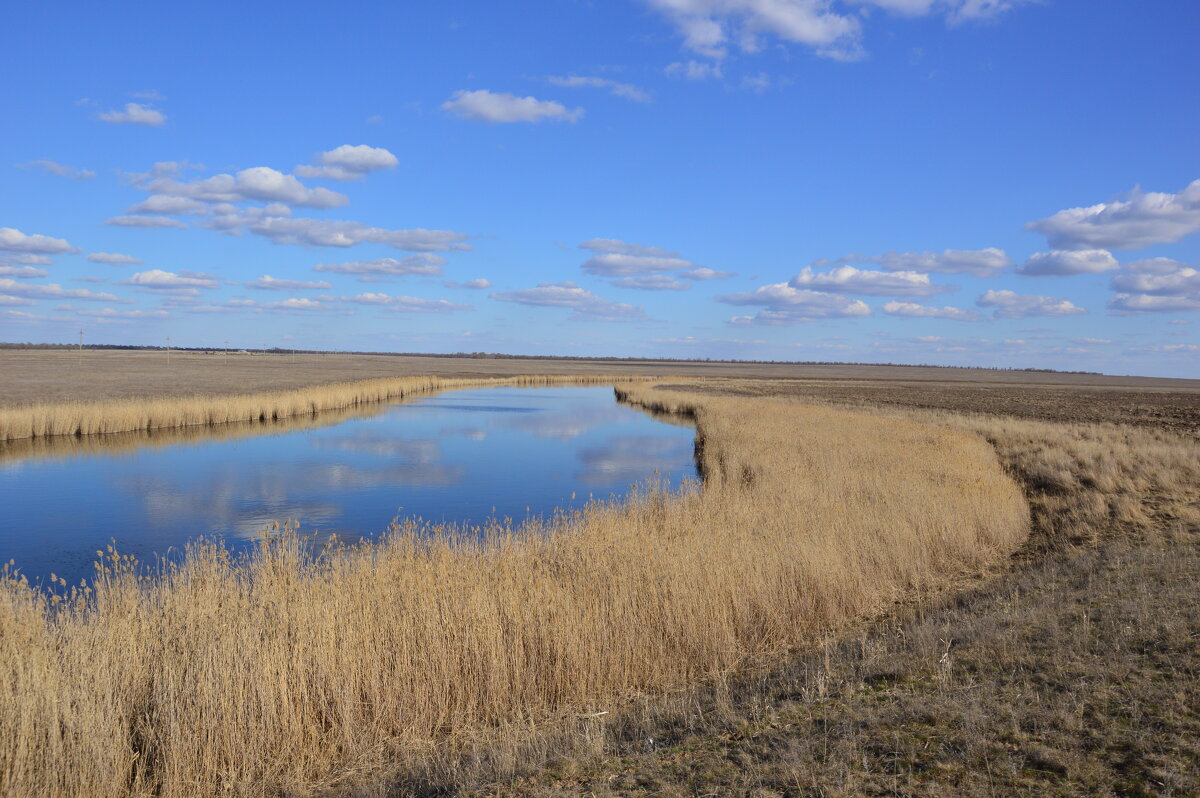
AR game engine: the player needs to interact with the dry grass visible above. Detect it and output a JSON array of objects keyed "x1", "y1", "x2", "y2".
[
  {"x1": 2, "y1": 349, "x2": 1195, "y2": 408},
  {"x1": 476, "y1": 379, "x2": 1200, "y2": 797},
  {"x1": 0, "y1": 382, "x2": 1027, "y2": 797},
  {"x1": 0, "y1": 374, "x2": 633, "y2": 442}
]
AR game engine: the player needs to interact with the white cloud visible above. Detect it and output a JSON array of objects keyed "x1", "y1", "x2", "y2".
[
  {"x1": 1017, "y1": 249, "x2": 1119, "y2": 276},
  {"x1": 1108, "y1": 258, "x2": 1200, "y2": 314},
  {"x1": 0, "y1": 279, "x2": 123, "y2": 303},
  {"x1": 19, "y1": 160, "x2": 96, "y2": 180},
  {"x1": 647, "y1": 0, "x2": 1030, "y2": 61},
  {"x1": 98, "y1": 103, "x2": 166, "y2": 126},
  {"x1": 261, "y1": 298, "x2": 328, "y2": 312},
  {"x1": 1025, "y1": 179, "x2": 1200, "y2": 250},
  {"x1": 87, "y1": 252, "x2": 142, "y2": 265},
  {"x1": 443, "y1": 278, "x2": 492, "y2": 289},
  {"x1": 0, "y1": 265, "x2": 49, "y2": 279},
  {"x1": 579, "y1": 238, "x2": 679, "y2": 257},
  {"x1": 121, "y1": 269, "x2": 218, "y2": 291},
  {"x1": 579, "y1": 237, "x2": 696, "y2": 276},
  {"x1": 833, "y1": 247, "x2": 1010, "y2": 277},
  {"x1": 718, "y1": 283, "x2": 871, "y2": 325},
  {"x1": 612, "y1": 275, "x2": 691, "y2": 291},
  {"x1": 234, "y1": 217, "x2": 469, "y2": 251},
  {"x1": 0, "y1": 253, "x2": 53, "y2": 266},
  {"x1": 329, "y1": 293, "x2": 471, "y2": 313},
  {"x1": 582, "y1": 252, "x2": 696, "y2": 276},
  {"x1": 680, "y1": 266, "x2": 736, "y2": 280},
  {"x1": 665, "y1": 60, "x2": 724, "y2": 80},
  {"x1": 0, "y1": 227, "x2": 79, "y2": 254},
  {"x1": 0, "y1": 295, "x2": 34, "y2": 306},
  {"x1": 127, "y1": 195, "x2": 212, "y2": 215},
  {"x1": 442, "y1": 90, "x2": 584, "y2": 123},
  {"x1": 244, "y1": 275, "x2": 333, "y2": 291},
  {"x1": 646, "y1": 0, "x2": 862, "y2": 60},
  {"x1": 76, "y1": 308, "x2": 169, "y2": 320},
  {"x1": 138, "y1": 166, "x2": 348, "y2": 209},
  {"x1": 1110, "y1": 258, "x2": 1200, "y2": 296},
  {"x1": 105, "y1": 215, "x2": 187, "y2": 229},
  {"x1": 976, "y1": 289, "x2": 1086, "y2": 319},
  {"x1": 491, "y1": 281, "x2": 646, "y2": 321},
  {"x1": 296, "y1": 145, "x2": 399, "y2": 181},
  {"x1": 547, "y1": 76, "x2": 652, "y2": 103},
  {"x1": 882, "y1": 301, "x2": 980, "y2": 320},
  {"x1": 788, "y1": 264, "x2": 951, "y2": 296},
  {"x1": 313, "y1": 254, "x2": 448, "y2": 275}
]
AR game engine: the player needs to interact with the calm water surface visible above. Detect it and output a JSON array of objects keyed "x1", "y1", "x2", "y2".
[{"x1": 0, "y1": 386, "x2": 697, "y2": 584}]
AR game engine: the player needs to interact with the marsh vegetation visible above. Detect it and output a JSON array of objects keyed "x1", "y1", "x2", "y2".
[{"x1": 0, "y1": 379, "x2": 1029, "y2": 796}]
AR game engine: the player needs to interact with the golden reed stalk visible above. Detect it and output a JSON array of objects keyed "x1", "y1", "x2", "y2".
[
  {"x1": 0, "y1": 374, "x2": 641, "y2": 442},
  {"x1": 0, "y1": 381, "x2": 1028, "y2": 796}
]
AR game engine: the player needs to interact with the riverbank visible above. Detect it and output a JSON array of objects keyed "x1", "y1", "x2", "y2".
[{"x1": 0, "y1": 380, "x2": 1027, "y2": 796}]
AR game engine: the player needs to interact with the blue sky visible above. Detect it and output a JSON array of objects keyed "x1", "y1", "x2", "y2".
[{"x1": 1, "y1": 0, "x2": 1197, "y2": 377}]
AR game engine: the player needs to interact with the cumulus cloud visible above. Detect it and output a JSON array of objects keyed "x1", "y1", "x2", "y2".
[
  {"x1": 0, "y1": 295, "x2": 34, "y2": 306},
  {"x1": 547, "y1": 76, "x2": 652, "y2": 103},
  {"x1": 127, "y1": 195, "x2": 212, "y2": 215},
  {"x1": 680, "y1": 266, "x2": 736, "y2": 280},
  {"x1": 882, "y1": 301, "x2": 981, "y2": 320},
  {"x1": 244, "y1": 275, "x2": 332, "y2": 291},
  {"x1": 976, "y1": 289, "x2": 1086, "y2": 318},
  {"x1": 443, "y1": 278, "x2": 492, "y2": 289},
  {"x1": 647, "y1": 0, "x2": 1030, "y2": 61},
  {"x1": 231, "y1": 216, "x2": 469, "y2": 251},
  {"x1": 718, "y1": 283, "x2": 871, "y2": 325},
  {"x1": 0, "y1": 227, "x2": 79, "y2": 255},
  {"x1": 491, "y1": 281, "x2": 645, "y2": 321},
  {"x1": 1108, "y1": 257, "x2": 1200, "y2": 314},
  {"x1": 582, "y1": 252, "x2": 696, "y2": 276},
  {"x1": 1025, "y1": 179, "x2": 1200, "y2": 250},
  {"x1": 87, "y1": 252, "x2": 142, "y2": 265},
  {"x1": 261, "y1": 298, "x2": 328, "y2": 312},
  {"x1": 578, "y1": 237, "x2": 697, "y2": 277},
  {"x1": 313, "y1": 254, "x2": 448, "y2": 276},
  {"x1": 612, "y1": 275, "x2": 691, "y2": 291},
  {"x1": 105, "y1": 215, "x2": 187, "y2": 229},
  {"x1": 135, "y1": 166, "x2": 348, "y2": 209},
  {"x1": 121, "y1": 269, "x2": 218, "y2": 292},
  {"x1": 0, "y1": 279, "x2": 122, "y2": 302},
  {"x1": 327, "y1": 293, "x2": 471, "y2": 313},
  {"x1": 645, "y1": 0, "x2": 861, "y2": 59},
  {"x1": 788, "y1": 264, "x2": 952, "y2": 296},
  {"x1": 442, "y1": 90, "x2": 584, "y2": 123},
  {"x1": 296, "y1": 145, "x2": 399, "y2": 181},
  {"x1": 0, "y1": 265, "x2": 49, "y2": 279},
  {"x1": 18, "y1": 159, "x2": 96, "y2": 180},
  {"x1": 1017, "y1": 249, "x2": 1119, "y2": 276},
  {"x1": 99, "y1": 102, "x2": 166, "y2": 125},
  {"x1": 833, "y1": 247, "x2": 1010, "y2": 277}
]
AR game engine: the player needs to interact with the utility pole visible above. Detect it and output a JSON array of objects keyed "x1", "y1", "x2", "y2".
[
  {"x1": 167, "y1": 336, "x2": 171, "y2": 365},
  {"x1": 224, "y1": 339, "x2": 229, "y2": 364},
  {"x1": 78, "y1": 329, "x2": 83, "y2": 364}
]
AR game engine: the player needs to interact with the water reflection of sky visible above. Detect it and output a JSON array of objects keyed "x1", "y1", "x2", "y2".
[{"x1": 0, "y1": 386, "x2": 697, "y2": 585}]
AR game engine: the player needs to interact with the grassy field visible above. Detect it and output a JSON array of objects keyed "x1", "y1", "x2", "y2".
[
  {"x1": 0, "y1": 355, "x2": 1197, "y2": 796},
  {"x1": 474, "y1": 379, "x2": 1200, "y2": 797},
  {"x1": 1, "y1": 349, "x2": 1196, "y2": 407},
  {"x1": 0, "y1": 380, "x2": 1028, "y2": 797}
]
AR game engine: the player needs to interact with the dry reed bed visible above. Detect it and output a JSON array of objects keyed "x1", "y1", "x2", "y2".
[
  {"x1": 0, "y1": 374, "x2": 634, "y2": 442},
  {"x1": 0, "y1": 382, "x2": 1028, "y2": 796}
]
